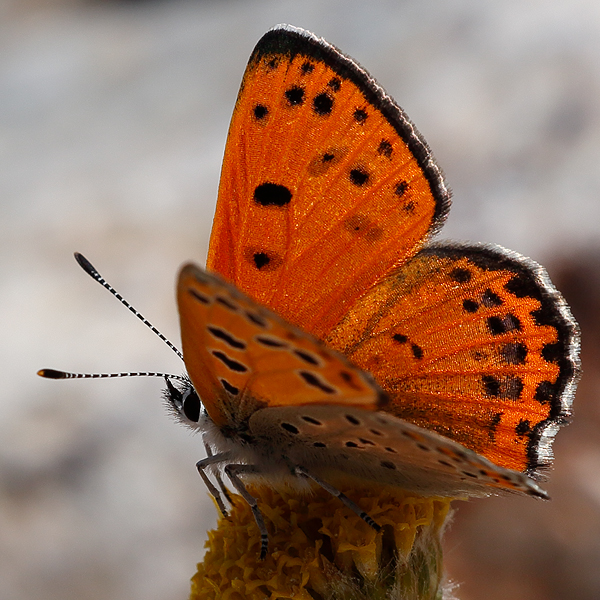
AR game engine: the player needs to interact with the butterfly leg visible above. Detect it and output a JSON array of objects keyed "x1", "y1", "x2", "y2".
[
  {"x1": 224, "y1": 463, "x2": 269, "y2": 560},
  {"x1": 196, "y1": 452, "x2": 233, "y2": 518},
  {"x1": 203, "y1": 442, "x2": 234, "y2": 506},
  {"x1": 295, "y1": 466, "x2": 381, "y2": 532}
]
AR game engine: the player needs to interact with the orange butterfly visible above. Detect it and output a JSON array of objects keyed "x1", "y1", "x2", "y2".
[{"x1": 41, "y1": 25, "x2": 580, "y2": 560}]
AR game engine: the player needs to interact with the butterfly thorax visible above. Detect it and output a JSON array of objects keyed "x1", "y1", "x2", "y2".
[{"x1": 166, "y1": 376, "x2": 264, "y2": 440}]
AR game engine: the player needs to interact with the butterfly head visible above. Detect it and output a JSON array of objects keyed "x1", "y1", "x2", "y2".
[{"x1": 164, "y1": 376, "x2": 204, "y2": 429}]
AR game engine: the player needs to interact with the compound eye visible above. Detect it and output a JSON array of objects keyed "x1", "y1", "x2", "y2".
[{"x1": 182, "y1": 388, "x2": 201, "y2": 423}]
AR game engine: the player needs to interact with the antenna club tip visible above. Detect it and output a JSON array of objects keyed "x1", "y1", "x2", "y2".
[
  {"x1": 74, "y1": 252, "x2": 97, "y2": 275},
  {"x1": 37, "y1": 368, "x2": 67, "y2": 379}
]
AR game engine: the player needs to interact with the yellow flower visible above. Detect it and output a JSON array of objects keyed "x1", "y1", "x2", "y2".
[{"x1": 191, "y1": 485, "x2": 452, "y2": 600}]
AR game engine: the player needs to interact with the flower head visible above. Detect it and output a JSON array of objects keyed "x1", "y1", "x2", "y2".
[{"x1": 191, "y1": 484, "x2": 452, "y2": 600}]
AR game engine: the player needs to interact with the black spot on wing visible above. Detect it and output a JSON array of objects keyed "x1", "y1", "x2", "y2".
[
  {"x1": 301, "y1": 415, "x2": 322, "y2": 425},
  {"x1": 207, "y1": 326, "x2": 246, "y2": 350},
  {"x1": 482, "y1": 375, "x2": 501, "y2": 397},
  {"x1": 482, "y1": 375, "x2": 524, "y2": 400},
  {"x1": 463, "y1": 299, "x2": 478, "y2": 313},
  {"x1": 461, "y1": 471, "x2": 478, "y2": 479},
  {"x1": 313, "y1": 92, "x2": 334, "y2": 115},
  {"x1": 189, "y1": 288, "x2": 210, "y2": 304},
  {"x1": 255, "y1": 335, "x2": 287, "y2": 348},
  {"x1": 298, "y1": 371, "x2": 336, "y2": 394},
  {"x1": 253, "y1": 253, "x2": 270, "y2": 269},
  {"x1": 481, "y1": 289, "x2": 503, "y2": 307},
  {"x1": 339, "y1": 370, "x2": 364, "y2": 391},
  {"x1": 377, "y1": 139, "x2": 393, "y2": 158},
  {"x1": 245, "y1": 311, "x2": 268, "y2": 328},
  {"x1": 211, "y1": 350, "x2": 248, "y2": 373},
  {"x1": 394, "y1": 181, "x2": 407, "y2": 197},
  {"x1": 281, "y1": 422, "x2": 299, "y2": 434},
  {"x1": 244, "y1": 248, "x2": 283, "y2": 272},
  {"x1": 253, "y1": 104, "x2": 268, "y2": 120},
  {"x1": 450, "y1": 267, "x2": 472, "y2": 283},
  {"x1": 327, "y1": 77, "x2": 341, "y2": 91},
  {"x1": 411, "y1": 344, "x2": 423, "y2": 360},
  {"x1": 353, "y1": 108, "x2": 368, "y2": 122},
  {"x1": 254, "y1": 183, "x2": 292, "y2": 207},
  {"x1": 293, "y1": 349, "x2": 320, "y2": 366},
  {"x1": 488, "y1": 412, "x2": 503, "y2": 441},
  {"x1": 285, "y1": 86, "x2": 304, "y2": 106},
  {"x1": 216, "y1": 296, "x2": 238, "y2": 312},
  {"x1": 220, "y1": 379, "x2": 239, "y2": 395},
  {"x1": 349, "y1": 167, "x2": 369, "y2": 186},
  {"x1": 487, "y1": 314, "x2": 521, "y2": 335},
  {"x1": 501, "y1": 342, "x2": 527, "y2": 364}
]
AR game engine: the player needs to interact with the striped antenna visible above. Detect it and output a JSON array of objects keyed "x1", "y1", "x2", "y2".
[
  {"x1": 37, "y1": 368, "x2": 186, "y2": 381},
  {"x1": 73, "y1": 252, "x2": 183, "y2": 361},
  {"x1": 37, "y1": 253, "x2": 185, "y2": 382}
]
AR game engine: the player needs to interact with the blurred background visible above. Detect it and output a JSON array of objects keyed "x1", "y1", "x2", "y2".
[{"x1": 2, "y1": 1, "x2": 599, "y2": 599}]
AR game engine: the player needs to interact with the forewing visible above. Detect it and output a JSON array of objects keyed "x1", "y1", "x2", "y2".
[
  {"x1": 207, "y1": 25, "x2": 450, "y2": 339},
  {"x1": 177, "y1": 263, "x2": 382, "y2": 428}
]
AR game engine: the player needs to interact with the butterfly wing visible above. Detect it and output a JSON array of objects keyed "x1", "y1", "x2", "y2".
[
  {"x1": 177, "y1": 263, "x2": 383, "y2": 429},
  {"x1": 247, "y1": 404, "x2": 548, "y2": 498},
  {"x1": 326, "y1": 244, "x2": 581, "y2": 476},
  {"x1": 202, "y1": 25, "x2": 579, "y2": 481},
  {"x1": 207, "y1": 25, "x2": 450, "y2": 339}
]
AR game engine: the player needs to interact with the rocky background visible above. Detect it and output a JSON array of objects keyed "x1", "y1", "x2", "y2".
[{"x1": 2, "y1": 1, "x2": 600, "y2": 599}]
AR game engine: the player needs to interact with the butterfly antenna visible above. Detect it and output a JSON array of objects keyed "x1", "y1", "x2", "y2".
[
  {"x1": 37, "y1": 368, "x2": 186, "y2": 381},
  {"x1": 73, "y1": 252, "x2": 184, "y2": 361}
]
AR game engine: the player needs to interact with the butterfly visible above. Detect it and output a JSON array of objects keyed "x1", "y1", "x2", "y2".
[{"x1": 40, "y1": 24, "x2": 580, "y2": 560}]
